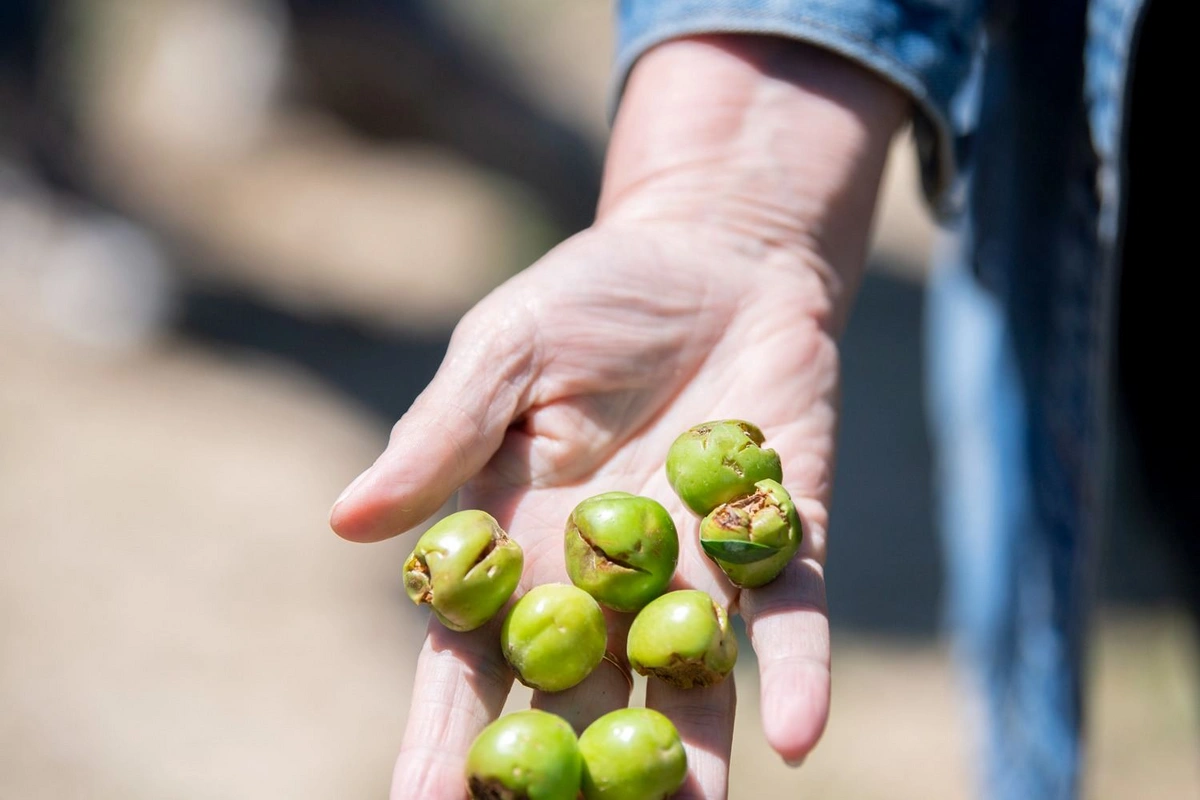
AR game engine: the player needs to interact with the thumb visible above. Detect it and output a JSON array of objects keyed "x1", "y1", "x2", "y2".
[{"x1": 330, "y1": 305, "x2": 537, "y2": 542}]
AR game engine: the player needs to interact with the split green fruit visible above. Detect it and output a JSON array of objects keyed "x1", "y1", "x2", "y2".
[
  {"x1": 501, "y1": 583, "x2": 607, "y2": 692},
  {"x1": 665, "y1": 420, "x2": 783, "y2": 516},
  {"x1": 565, "y1": 492, "x2": 679, "y2": 612},
  {"x1": 465, "y1": 710, "x2": 582, "y2": 800},
  {"x1": 699, "y1": 479, "x2": 803, "y2": 588},
  {"x1": 403, "y1": 509, "x2": 523, "y2": 632},
  {"x1": 579, "y1": 708, "x2": 687, "y2": 800},
  {"x1": 626, "y1": 590, "x2": 737, "y2": 689}
]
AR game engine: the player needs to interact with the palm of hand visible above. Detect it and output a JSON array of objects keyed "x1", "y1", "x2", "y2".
[{"x1": 332, "y1": 223, "x2": 837, "y2": 799}]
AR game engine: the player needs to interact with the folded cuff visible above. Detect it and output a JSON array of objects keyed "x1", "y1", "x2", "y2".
[{"x1": 612, "y1": 0, "x2": 982, "y2": 216}]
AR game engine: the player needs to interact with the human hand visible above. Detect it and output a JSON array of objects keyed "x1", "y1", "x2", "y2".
[{"x1": 330, "y1": 36, "x2": 906, "y2": 799}]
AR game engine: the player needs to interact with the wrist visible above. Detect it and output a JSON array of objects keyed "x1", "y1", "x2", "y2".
[{"x1": 597, "y1": 36, "x2": 908, "y2": 325}]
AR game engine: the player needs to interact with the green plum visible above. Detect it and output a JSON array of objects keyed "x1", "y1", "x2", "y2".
[
  {"x1": 699, "y1": 479, "x2": 803, "y2": 588},
  {"x1": 626, "y1": 590, "x2": 737, "y2": 689},
  {"x1": 579, "y1": 708, "x2": 687, "y2": 800},
  {"x1": 565, "y1": 492, "x2": 679, "y2": 612},
  {"x1": 465, "y1": 710, "x2": 582, "y2": 800},
  {"x1": 665, "y1": 420, "x2": 783, "y2": 516},
  {"x1": 501, "y1": 583, "x2": 607, "y2": 692},
  {"x1": 403, "y1": 509, "x2": 523, "y2": 632}
]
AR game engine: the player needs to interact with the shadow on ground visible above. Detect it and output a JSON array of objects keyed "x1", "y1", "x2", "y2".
[{"x1": 180, "y1": 261, "x2": 1193, "y2": 640}]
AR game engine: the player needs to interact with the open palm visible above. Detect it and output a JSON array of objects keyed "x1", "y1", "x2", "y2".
[{"x1": 331, "y1": 219, "x2": 840, "y2": 799}]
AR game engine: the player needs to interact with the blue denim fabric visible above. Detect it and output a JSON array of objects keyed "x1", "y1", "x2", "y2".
[
  {"x1": 614, "y1": 0, "x2": 987, "y2": 213},
  {"x1": 615, "y1": 2, "x2": 1147, "y2": 799},
  {"x1": 926, "y1": 6, "x2": 1104, "y2": 799},
  {"x1": 927, "y1": 244, "x2": 1084, "y2": 800}
]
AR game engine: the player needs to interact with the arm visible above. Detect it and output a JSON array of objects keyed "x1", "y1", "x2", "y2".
[
  {"x1": 601, "y1": 35, "x2": 907, "y2": 331},
  {"x1": 332, "y1": 35, "x2": 905, "y2": 800}
]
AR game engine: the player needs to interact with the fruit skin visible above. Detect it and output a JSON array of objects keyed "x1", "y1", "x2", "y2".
[
  {"x1": 403, "y1": 510, "x2": 523, "y2": 632},
  {"x1": 501, "y1": 583, "x2": 607, "y2": 692},
  {"x1": 699, "y1": 479, "x2": 803, "y2": 588},
  {"x1": 565, "y1": 492, "x2": 679, "y2": 612},
  {"x1": 578, "y1": 708, "x2": 687, "y2": 800},
  {"x1": 665, "y1": 420, "x2": 783, "y2": 516},
  {"x1": 465, "y1": 709, "x2": 582, "y2": 800},
  {"x1": 626, "y1": 590, "x2": 737, "y2": 688}
]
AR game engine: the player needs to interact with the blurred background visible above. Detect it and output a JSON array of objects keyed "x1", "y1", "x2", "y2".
[{"x1": 1, "y1": 1, "x2": 1196, "y2": 797}]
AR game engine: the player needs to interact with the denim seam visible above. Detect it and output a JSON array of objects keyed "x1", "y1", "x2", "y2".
[{"x1": 608, "y1": 14, "x2": 957, "y2": 209}]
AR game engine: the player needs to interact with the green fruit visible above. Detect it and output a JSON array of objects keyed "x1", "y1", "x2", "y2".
[
  {"x1": 465, "y1": 710, "x2": 582, "y2": 800},
  {"x1": 699, "y1": 479, "x2": 803, "y2": 588},
  {"x1": 579, "y1": 708, "x2": 687, "y2": 800},
  {"x1": 403, "y1": 510, "x2": 523, "y2": 632},
  {"x1": 565, "y1": 492, "x2": 679, "y2": 612},
  {"x1": 501, "y1": 583, "x2": 607, "y2": 692},
  {"x1": 665, "y1": 420, "x2": 783, "y2": 516},
  {"x1": 626, "y1": 590, "x2": 737, "y2": 689}
]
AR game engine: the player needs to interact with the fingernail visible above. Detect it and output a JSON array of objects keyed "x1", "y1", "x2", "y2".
[
  {"x1": 784, "y1": 755, "x2": 806, "y2": 768},
  {"x1": 333, "y1": 467, "x2": 372, "y2": 509}
]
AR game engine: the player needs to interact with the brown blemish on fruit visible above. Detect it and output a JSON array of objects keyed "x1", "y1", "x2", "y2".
[
  {"x1": 729, "y1": 488, "x2": 772, "y2": 515},
  {"x1": 404, "y1": 555, "x2": 433, "y2": 604},
  {"x1": 638, "y1": 655, "x2": 727, "y2": 689},
  {"x1": 467, "y1": 775, "x2": 527, "y2": 800},
  {"x1": 572, "y1": 525, "x2": 647, "y2": 574}
]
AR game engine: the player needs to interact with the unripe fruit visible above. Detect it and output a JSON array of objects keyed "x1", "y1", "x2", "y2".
[
  {"x1": 403, "y1": 510, "x2": 523, "y2": 632},
  {"x1": 501, "y1": 583, "x2": 607, "y2": 692},
  {"x1": 626, "y1": 590, "x2": 737, "y2": 689},
  {"x1": 665, "y1": 420, "x2": 783, "y2": 516},
  {"x1": 465, "y1": 710, "x2": 582, "y2": 800},
  {"x1": 565, "y1": 492, "x2": 678, "y2": 612},
  {"x1": 579, "y1": 708, "x2": 687, "y2": 800},
  {"x1": 699, "y1": 479, "x2": 803, "y2": 588}
]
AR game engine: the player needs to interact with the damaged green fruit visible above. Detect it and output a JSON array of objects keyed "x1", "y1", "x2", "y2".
[
  {"x1": 501, "y1": 583, "x2": 607, "y2": 692},
  {"x1": 403, "y1": 509, "x2": 523, "y2": 632},
  {"x1": 626, "y1": 590, "x2": 737, "y2": 689},
  {"x1": 699, "y1": 479, "x2": 803, "y2": 588},
  {"x1": 565, "y1": 492, "x2": 678, "y2": 612},
  {"x1": 579, "y1": 708, "x2": 687, "y2": 800},
  {"x1": 465, "y1": 710, "x2": 582, "y2": 800},
  {"x1": 665, "y1": 420, "x2": 783, "y2": 516}
]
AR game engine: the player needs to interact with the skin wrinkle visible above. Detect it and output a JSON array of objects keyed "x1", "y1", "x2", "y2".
[
  {"x1": 518, "y1": 388, "x2": 656, "y2": 483},
  {"x1": 510, "y1": 533, "x2": 563, "y2": 587},
  {"x1": 423, "y1": 639, "x2": 513, "y2": 703},
  {"x1": 427, "y1": 413, "x2": 482, "y2": 486},
  {"x1": 512, "y1": 248, "x2": 734, "y2": 492},
  {"x1": 606, "y1": 190, "x2": 830, "y2": 295},
  {"x1": 535, "y1": 302, "x2": 716, "y2": 394},
  {"x1": 646, "y1": 678, "x2": 737, "y2": 800},
  {"x1": 454, "y1": 301, "x2": 540, "y2": 417},
  {"x1": 391, "y1": 748, "x2": 463, "y2": 799},
  {"x1": 512, "y1": 288, "x2": 547, "y2": 411}
]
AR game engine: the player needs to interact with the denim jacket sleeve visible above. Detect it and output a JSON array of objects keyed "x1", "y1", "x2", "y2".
[{"x1": 614, "y1": 0, "x2": 986, "y2": 215}]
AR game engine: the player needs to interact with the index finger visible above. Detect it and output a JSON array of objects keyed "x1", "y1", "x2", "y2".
[{"x1": 391, "y1": 617, "x2": 514, "y2": 799}]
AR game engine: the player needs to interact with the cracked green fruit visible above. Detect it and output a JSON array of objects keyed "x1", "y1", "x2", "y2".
[
  {"x1": 665, "y1": 420, "x2": 783, "y2": 516},
  {"x1": 465, "y1": 709, "x2": 582, "y2": 800},
  {"x1": 501, "y1": 583, "x2": 607, "y2": 692},
  {"x1": 403, "y1": 510, "x2": 523, "y2": 632},
  {"x1": 626, "y1": 590, "x2": 736, "y2": 689},
  {"x1": 579, "y1": 708, "x2": 687, "y2": 800},
  {"x1": 700, "y1": 479, "x2": 803, "y2": 588},
  {"x1": 565, "y1": 492, "x2": 679, "y2": 612}
]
